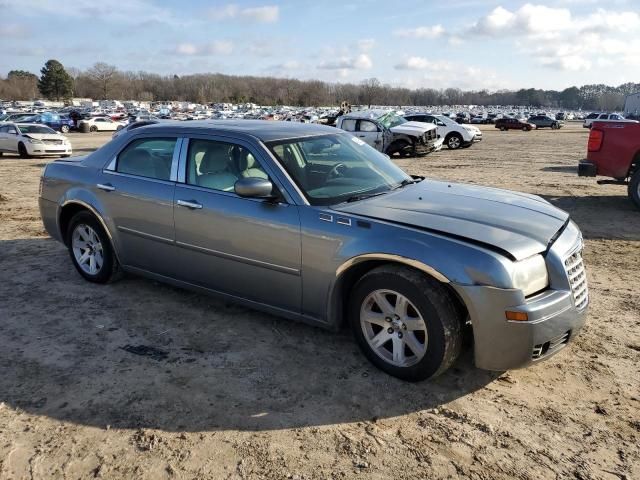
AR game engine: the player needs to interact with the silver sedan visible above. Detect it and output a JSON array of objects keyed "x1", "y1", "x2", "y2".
[{"x1": 39, "y1": 121, "x2": 588, "y2": 381}]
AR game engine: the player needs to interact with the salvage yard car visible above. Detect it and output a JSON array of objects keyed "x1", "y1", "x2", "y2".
[
  {"x1": 404, "y1": 113, "x2": 482, "y2": 149},
  {"x1": 495, "y1": 118, "x2": 536, "y2": 131},
  {"x1": 0, "y1": 123, "x2": 72, "y2": 157},
  {"x1": 527, "y1": 115, "x2": 563, "y2": 129},
  {"x1": 336, "y1": 109, "x2": 441, "y2": 157},
  {"x1": 79, "y1": 116, "x2": 127, "y2": 132},
  {"x1": 39, "y1": 121, "x2": 589, "y2": 381}
]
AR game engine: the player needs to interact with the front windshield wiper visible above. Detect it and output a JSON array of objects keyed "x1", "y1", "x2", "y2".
[
  {"x1": 391, "y1": 178, "x2": 420, "y2": 190},
  {"x1": 345, "y1": 191, "x2": 389, "y2": 203}
]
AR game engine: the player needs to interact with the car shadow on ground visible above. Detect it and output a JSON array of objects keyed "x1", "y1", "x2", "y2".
[
  {"x1": 543, "y1": 194, "x2": 640, "y2": 241},
  {"x1": 0, "y1": 238, "x2": 500, "y2": 432}
]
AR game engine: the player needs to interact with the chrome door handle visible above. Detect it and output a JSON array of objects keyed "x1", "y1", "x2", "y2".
[
  {"x1": 97, "y1": 183, "x2": 115, "y2": 192},
  {"x1": 177, "y1": 199, "x2": 203, "y2": 209}
]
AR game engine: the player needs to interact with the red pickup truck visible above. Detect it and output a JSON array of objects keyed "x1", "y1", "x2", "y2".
[{"x1": 579, "y1": 121, "x2": 640, "y2": 209}]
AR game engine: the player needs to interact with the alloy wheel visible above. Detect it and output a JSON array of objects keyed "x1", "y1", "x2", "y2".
[
  {"x1": 448, "y1": 136, "x2": 461, "y2": 149},
  {"x1": 72, "y1": 224, "x2": 104, "y2": 275},
  {"x1": 360, "y1": 289, "x2": 428, "y2": 367}
]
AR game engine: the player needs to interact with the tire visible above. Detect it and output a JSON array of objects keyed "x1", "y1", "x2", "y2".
[
  {"x1": 66, "y1": 211, "x2": 119, "y2": 283},
  {"x1": 629, "y1": 169, "x2": 640, "y2": 211},
  {"x1": 349, "y1": 265, "x2": 463, "y2": 381},
  {"x1": 89, "y1": 125, "x2": 98, "y2": 132},
  {"x1": 446, "y1": 133, "x2": 463, "y2": 150},
  {"x1": 60, "y1": 125, "x2": 70, "y2": 133},
  {"x1": 18, "y1": 142, "x2": 31, "y2": 158},
  {"x1": 522, "y1": 126, "x2": 530, "y2": 131},
  {"x1": 551, "y1": 123, "x2": 559, "y2": 130},
  {"x1": 500, "y1": 126, "x2": 507, "y2": 131},
  {"x1": 386, "y1": 140, "x2": 411, "y2": 157}
]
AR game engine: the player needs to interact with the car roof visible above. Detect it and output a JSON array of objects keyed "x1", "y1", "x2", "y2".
[{"x1": 140, "y1": 119, "x2": 340, "y2": 142}]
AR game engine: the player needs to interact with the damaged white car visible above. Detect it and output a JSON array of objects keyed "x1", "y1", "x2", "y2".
[{"x1": 336, "y1": 110, "x2": 442, "y2": 157}]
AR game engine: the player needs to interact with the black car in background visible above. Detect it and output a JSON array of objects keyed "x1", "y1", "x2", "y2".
[{"x1": 527, "y1": 115, "x2": 563, "y2": 129}]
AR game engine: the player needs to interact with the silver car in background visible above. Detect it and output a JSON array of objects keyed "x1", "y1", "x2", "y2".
[{"x1": 39, "y1": 121, "x2": 588, "y2": 381}]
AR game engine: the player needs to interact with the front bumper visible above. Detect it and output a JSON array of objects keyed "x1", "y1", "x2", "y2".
[
  {"x1": 453, "y1": 220, "x2": 588, "y2": 371},
  {"x1": 453, "y1": 285, "x2": 588, "y2": 370},
  {"x1": 27, "y1": 143, "x2": 72, "y2": 156},
  {"x1": 578, "y1": 161, "x2": 597, "y2": 177}
]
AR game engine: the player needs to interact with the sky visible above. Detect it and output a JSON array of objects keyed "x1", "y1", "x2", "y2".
[{"x1": 1, "y1": 0, "x2": 639, "y2": 91}]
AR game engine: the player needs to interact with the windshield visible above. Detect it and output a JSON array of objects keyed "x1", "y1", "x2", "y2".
[
  {"x1": 17, "y1": 124, "x2": 57, "y2": 134},
  {"x1": 267, "y1": 133, "x2": 412, "y2": 206},
  {"x1": 434, "y1": 115, "x2": 457, "y2": 126},
  {"x1": 378, "y1": 112, "x2": 407, "y2": 129}
]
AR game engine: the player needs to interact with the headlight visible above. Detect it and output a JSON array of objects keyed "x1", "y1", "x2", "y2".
[
  {"x1": 26, "y1": 138, "x2": 43, "y2": 144},
  {"x1": 511, "y1": 254, "x2": 548, "y2": 296}
]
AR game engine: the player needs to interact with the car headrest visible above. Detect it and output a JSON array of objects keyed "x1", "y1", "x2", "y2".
[
  {"x1": 199, "y1": 144, "x2": 231, "y2": 173},
  {"x1": 238, "y1": 151, "x2": 258, "y2": 171}
]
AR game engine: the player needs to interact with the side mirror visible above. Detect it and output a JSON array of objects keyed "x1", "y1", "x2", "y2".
[{"x1": 234, "y1": 177, "x2": 275, "y2": 199}]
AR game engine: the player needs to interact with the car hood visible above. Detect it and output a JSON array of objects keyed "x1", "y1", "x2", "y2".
[
  {"x1": 24, "y1": 133, "x2": 65, "y2": 141},
  {"x1": 333, "y1": 179, "x2": 569, "y2": 261},
  {"x1": 390, "y1": 121, "x2": 436, "y2": 136}
]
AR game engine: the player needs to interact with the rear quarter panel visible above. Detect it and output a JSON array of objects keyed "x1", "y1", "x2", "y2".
[{"x1": 587, "y1": 122, "x2": 640, "y2": 178}]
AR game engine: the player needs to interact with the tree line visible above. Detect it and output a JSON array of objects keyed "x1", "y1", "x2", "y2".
[{"x1": 1, "y1": 59, "x2": 637, "y2": 111}]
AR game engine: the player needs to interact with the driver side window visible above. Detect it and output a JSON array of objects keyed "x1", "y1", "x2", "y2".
[
  {"x1": 358, "y1": 120, "x2": 378, "y2": 132},
  {"x1": 186, "y1": 139, "x2": 268, "y2": 193}
]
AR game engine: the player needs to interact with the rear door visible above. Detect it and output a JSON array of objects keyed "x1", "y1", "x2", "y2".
[
  {"x1": 97, "y1": 135, "x2": 181, "y2": 276},
  {"x1": 172, "y1": 135, "x2": 302, "y2": 312}
]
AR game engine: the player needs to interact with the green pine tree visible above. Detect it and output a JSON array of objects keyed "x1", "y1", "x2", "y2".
[{"x1": 38, "y1": 59, "x2": 73, "y2": 101}]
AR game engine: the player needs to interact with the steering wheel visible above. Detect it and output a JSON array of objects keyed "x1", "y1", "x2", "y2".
[{"x1": 326, "y1": 163, "x2": 347, "y2": 180}]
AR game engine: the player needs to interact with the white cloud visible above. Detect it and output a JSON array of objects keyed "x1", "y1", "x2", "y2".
[
  {"x1": 394, "y1": 25, "x2": 445, "y2": 39},
  {"x1": 357, "y1": 38, "x2": 375, "y2": 51},
  {"x1": 393, "y1": 60, "x2": 508, "y2": 91},
  {"x1": 0, "y1": 24, "x2": 29, "y2": 38},
  {"x1": 318, "y1": 53, "x2": 372, "y2": 70},
  {"x1": 466, "y1": 4, "x2": 640, "y2": 73},
  {"x1": 394, "y1": 56, "x2": 430, "y2": 70},
  {"x1": 209, "y1": 4, "x2": 279, "y2": 23},
  {"x1": 174, "y1": 41, "x2": 234, "y2": 56}
]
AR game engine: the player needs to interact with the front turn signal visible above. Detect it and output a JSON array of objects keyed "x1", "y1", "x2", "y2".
[{"x1": 506, "y1": 311, "x2": 529, "y2": 322}]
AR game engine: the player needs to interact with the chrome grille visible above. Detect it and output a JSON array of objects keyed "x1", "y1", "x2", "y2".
[
  {"x1": 564, "y1": 247, "x2": 588, "y2": 310},
  {"x1": 42, "y1": 139, "x2": 63, "y2": 145}
]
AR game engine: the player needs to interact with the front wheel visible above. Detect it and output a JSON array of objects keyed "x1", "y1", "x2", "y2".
[
  {"x1": 89, "y1": 125, "x2": 98, "y2": 132},
  {"x1": 60, "y1": 125, "x2": 70, "y2": 133},
  {"x1": 629, "y1": 169, "x2": 640, "y2": 210},
  {"x1": 446, "y1": 133, "x2": 462, "y2": 149},
  {"x1": 67, "y1": 211, "x2": 119, "y2": 283},
  {"x1": 349, "y1": 265, "x2": 463, "y2": 381},
  {"x1": 500, "y1": 126, "x2": 507, "y2": 131},
  {"x1": 18, "y1": 142, "x2": 31, "y2": 158}
]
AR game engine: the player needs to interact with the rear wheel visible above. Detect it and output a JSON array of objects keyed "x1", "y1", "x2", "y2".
[
  {"x1": 89, "y1": 125, "x2": 98, "y2": 132},
  {"x1": 446, "y1": 133, "x2": 463, "y2": 150},
  {"x1": 349, "y1": 265, "x2": 463, "y2": 381},
  {"x1": 18, "y1": 142, "x2": 30, "y2": 158},
  {"x1": 66, "y1": 211, "x2": 119, "y2": 283},
  {"x1": 60, "y1": 124, "x2": 70, "y2": 133},
  {"x1": 629, "y1": 169, "x2": 640, "y2": 210},
  {"x1": 500, "y1": 126, "x2": 507, "y2": 131}
]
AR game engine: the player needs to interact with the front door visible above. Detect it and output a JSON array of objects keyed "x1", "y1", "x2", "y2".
[
  {"x1": 173, "y1": 136, "x2": 302, "y2": 313},
  {"x1": 355, "y1": 120, "x2": 383, "y2": 150},
  {"x1": 97, "y1": 135, "x2": 180, "y2": 276}
]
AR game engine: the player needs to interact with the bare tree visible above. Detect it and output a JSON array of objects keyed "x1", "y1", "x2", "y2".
[{"x1": 87, "y1": 62, "x2": 118, "y2": 99}]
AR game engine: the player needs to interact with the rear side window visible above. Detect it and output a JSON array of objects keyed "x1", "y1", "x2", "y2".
[{"x1": 117, "y1": 138, "x2": 177, "y2": 181}]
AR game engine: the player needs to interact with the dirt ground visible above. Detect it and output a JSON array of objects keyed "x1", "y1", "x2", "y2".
[{"x1": 0, "y1": 124, "x2": 638, "y2": 480}]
